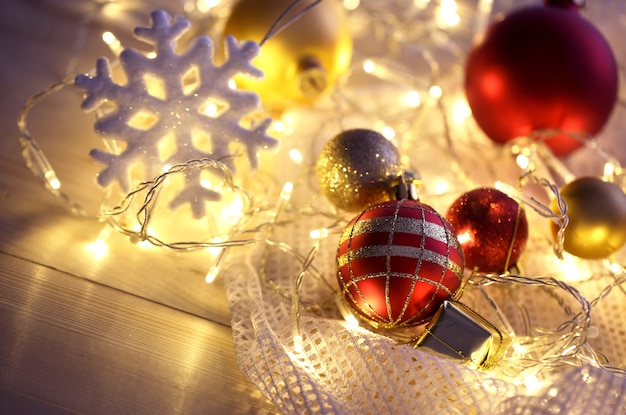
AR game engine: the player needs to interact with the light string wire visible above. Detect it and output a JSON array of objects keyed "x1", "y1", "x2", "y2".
[{"x1": 15, "y1": 0, "x2": 626, "y2": 389}]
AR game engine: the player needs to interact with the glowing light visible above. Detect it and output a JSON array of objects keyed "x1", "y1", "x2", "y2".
[
  {"x1": 522, "y1": 373, "x2": 544, "y2": 394},
  {"x1": 309, "y1": 228, "x2": 329, "y2": 239},
  {"x1": 162, "y1": 164, "x2": 172, "y2": 172},
  {"x1": 429, "y1": 85, "x2": 443, "y2": 99},
  {"x1": 136, "y1": 239, "x2": 152, "y2": 248},
  {"x1": 196, "y1": 0, "x2": 221, "y2": 13},
  {"x1": 363, "y1": 60, "x2": 376, "y2": 74},
  {"x1": 452, "y1": 100, "x2": 471, "y2": 123},
  {"x1": 293, "y1": 335, "x2": 303, "y2": 353},
  {"x1": 404, "y1": 90, "x2": 421, "y2": 107},
  {"x1": 433, "y1": 179, "x2": 449, "y2": 194},
  {"x1": 381, "y1": 125, "x2": 395, "y2": 139},
  {"x1": 200, "y1": 178, "x2": 212, "y2": 189},
  {"x1": 413, "y1": 0, "x2": 430, "y2": 9},
  {"x1": 102, "y1": 31, "x2": 124, "y2": 56},
  {"x1": 221, "y1": 196, "x2": 245, "y2": 224},
  {"x1": 516, "y1": 154, "x2": 530, "y2": 170},
  {"x1": 289, "y1": 148, "x2": 303, "y2": 164},
  {"x1": 205, "y1": 265, "x2": 220, "y2": 283},
  {"x1": 206, "y1": 237, "x2": 224, "y2": 258},
  {"x1": 44, "y1": 169, "x2": 61, "y2": 190},
  {"x1": 280, "y1": 182, "x2": 294, "y2": 200},
  {"x1": 603, "y1": 161, "x2": 620, "y2": 181},
  {"x1": 343, "y1": 313, "x2": 360, "y2": 330},
  {"x1": 557, "y1": 256, "x2": 585, "y2": 282},
  {"x1": 87, "y1": 238, "x2": 108, "y2": 259},
  {"x1": 273, "y1": 120, "x2": 285, "y2": 133},
  {"x1": 228, "y1": 79, "x2": 237, "y2": 89},
  {"x1": 203, "y1": 102, "x2": 219, "y2": 117},
  {"x1": 343, "y1": 0, "x2": 360, "y2": 10},
  {"x1": 456, "y1": 231, "x2": 472, "y2": 245},
  {"x1": 609, "y1": 262, "x2": 624, "y2": 275},
  {"x1": 437, "y1": 0, "x2": 461, "y2": 27}
]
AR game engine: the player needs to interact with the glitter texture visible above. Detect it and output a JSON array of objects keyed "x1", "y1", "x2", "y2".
[
  {"x1": 446, "y1": 187, "x2": 528, "y2": 273},
  {"x1": 316, "y1": 128, "x2": 403, "y2": 212}
]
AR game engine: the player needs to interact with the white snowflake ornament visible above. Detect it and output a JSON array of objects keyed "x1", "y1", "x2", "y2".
[{"x1": 75, "y1": 10, "x2": 278, "y2": 218}]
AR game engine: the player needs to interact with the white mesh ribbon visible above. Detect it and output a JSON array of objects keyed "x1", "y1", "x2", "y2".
[{"x1": 224, "y1": 242, "x2": 626, "y2": 414}]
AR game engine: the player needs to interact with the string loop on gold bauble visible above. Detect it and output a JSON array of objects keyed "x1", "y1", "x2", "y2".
[{"x1": 223, "y1": 0, "x2": 353, "y2": 111}]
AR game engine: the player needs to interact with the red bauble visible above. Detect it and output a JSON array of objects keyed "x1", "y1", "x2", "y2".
[
  {"x1": 465, "y1": 2, "x2": 618, "y2": 156},
  {"x1": 336, "y1": 199, "x2": 465, "y2": 328},
  {"x1": 446, "y1": 187, "x2": 528, "y2": 273}
]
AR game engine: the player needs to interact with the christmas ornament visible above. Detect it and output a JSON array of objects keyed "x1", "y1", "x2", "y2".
[
  {"x1": 550, "y1": 177, "x2": 626, "y2": 259},
  {"x1": 465, "y1": 0, "x2": 618, "y2": 156},
  {"x1": 415, "y1": 300, "x2": 510, "y2": 369},
  {"x1": 75, "y1": 10, "x2": 278, "y2": 219},
  {"x1": 222, "y1": 0, "x2": 353, "y2": 110},
  {"x1": 336, "y1": 199, "x2": 465, "y2": 328},
  {"x1": 316, "y1": 128, "x2": 403, "y2": 212},
  {"x1": 446, "y1": 187, "x2": 528, "y2": 273}
]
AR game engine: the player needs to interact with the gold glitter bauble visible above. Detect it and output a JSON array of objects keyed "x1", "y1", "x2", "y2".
[
  {"x1": 316, "y1": 129, "x2": 403, "y2": 212},
  {"x1": 223, "y1": 0, "x2": 352, "y2": 111},
  {"x1": 550, "y1": 177, "x2": 626, "y2": 259}
]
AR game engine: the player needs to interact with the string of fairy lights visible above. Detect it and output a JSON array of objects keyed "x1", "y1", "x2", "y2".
[{"x1": 16, "y1": 0, "x2": 626, "y2": 399}]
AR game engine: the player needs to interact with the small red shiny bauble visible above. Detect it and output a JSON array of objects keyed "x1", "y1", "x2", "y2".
[
  {"x1": 446, "y1": 187, "x2": 528, "y2": 273},
  {"x1": 465, "y1": 1, "x2": 618, "y2": 156},
  {"x1": 336, "y1": 199, "x2": 465, "y2": 328}
]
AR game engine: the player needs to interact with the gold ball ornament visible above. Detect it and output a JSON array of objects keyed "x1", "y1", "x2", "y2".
[
  {"x1": 222, "y1": 0, "x2": 352, "y2": 110},
  {"x1": 550, "y1": 177, "x2": 626, "y2": 259},
  {"x1": 316, "y1": 129, "x2": 403, "y2": 212}
]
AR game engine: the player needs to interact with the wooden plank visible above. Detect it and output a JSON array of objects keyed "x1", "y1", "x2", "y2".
[
  {"x1": 0, "y1": 0, "x2": 247, "y2": 327},
  {"x1": 0, "y1": 252, "x2": 276, "y2": 414}
]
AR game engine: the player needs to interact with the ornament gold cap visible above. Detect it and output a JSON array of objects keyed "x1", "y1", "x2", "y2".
[
  {"x1": 414, "y1": 300, "x2": 511, "y2": 369},
  {"x1": 297, "y1": 55, "x2": 327, "y2": 97},
  {"x1": 393, "y1": 170, "x2": 422, "y2": 202}
]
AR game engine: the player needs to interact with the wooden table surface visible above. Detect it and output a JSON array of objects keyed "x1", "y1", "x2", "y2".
[{"x1": 0, "y1": 0, "x2": 278, "y2": 413}]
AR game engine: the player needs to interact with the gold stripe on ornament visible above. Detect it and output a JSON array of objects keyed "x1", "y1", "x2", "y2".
[
  {"x1": 347, "y1": 216, "x2": 451, "y2": 245},
  {"x1": 337, "y1": 245, "x2": 463, "y2": 276},
  {"x1": 342, "y1": 271, "x2": 458, "y2": 296}
]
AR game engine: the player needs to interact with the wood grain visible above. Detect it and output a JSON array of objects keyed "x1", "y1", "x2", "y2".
[
  {"x1": 0, "y1": 0, "x2": 277, "y2": 413},
  {"x1": 0, "y1": 252, "x2": 276, "y2": 414}
]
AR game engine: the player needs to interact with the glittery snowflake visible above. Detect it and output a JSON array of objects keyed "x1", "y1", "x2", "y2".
[{"x1": 75, "y1": 10, "x2": 278, "y2": 218}]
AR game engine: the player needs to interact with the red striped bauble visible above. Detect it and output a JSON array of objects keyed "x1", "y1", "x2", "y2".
[{"x1": 336, "y1": 199, "x2": 465, "y2": 328}]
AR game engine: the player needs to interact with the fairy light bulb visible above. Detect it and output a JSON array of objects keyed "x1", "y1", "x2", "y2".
[
  {"x1": 309, "y1": 228, "x2": 329, "y2": 239},
  {"x1": 44, "y1": 169, "x2": 61, "y2": 190},
  {"x1": 429, "y1": 85, "x2": 443, "y2": 99},
  {"x1": 280, "y1": 181, "x2": 294, "y2": 200},
  {"x1": 288, "y1": 148, "x2": 303, "y2": 164},
  {"x1": 363, "y1": 59, "x2": 376, "y2": 74},
  {"x1": 205, "y1": 265, "x2": 220, "y2": 283},
  {"x1": 437, "y1": 0, "x2": 461, "y2": 27},
  {"x1": 102, "y1": 31, "x2": 124, "y2": 56},
  {"x1": 404, "y1": 90, "x2": 421, "y2": 107},
  {"x1": 522, "y1": 373, "x2": 544, "y2": 394},
  {"x1": 452, "y1": 99, "x2": 471, "y2": 124},
  {"x1": 293, "y1": 335, "x2": 304, "y2": 353},
  {"x1": 272, "y1": 120, "x2": 285, "y2": 133},
  {"x1": 196, "y1": 0, "x2": 221, "y2": 13},
  {"x1": 87, "y1": 227, "x2": 112, "y2": 259},
  {"x1": 381, "y1": 125, "x2": 395, "y2": 139},
  {"x1": 343, "y1": 0, "x2": 360, "y2": 11}
]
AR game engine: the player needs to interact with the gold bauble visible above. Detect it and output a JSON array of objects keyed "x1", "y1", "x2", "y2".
[
  {"x1": 316, "y1": 129, "x2": 403, "y2": 212},
  {"x1": 223, "y1": 0, "x2": 352, "y2": 110},
  {"x1": 550, "y1": 177, "x2": 626, "y2": 259}
]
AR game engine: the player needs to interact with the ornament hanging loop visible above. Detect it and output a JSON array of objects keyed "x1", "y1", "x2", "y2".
[{"x1": 393, "y1": 170, "x2": 422, "y2": 202}]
